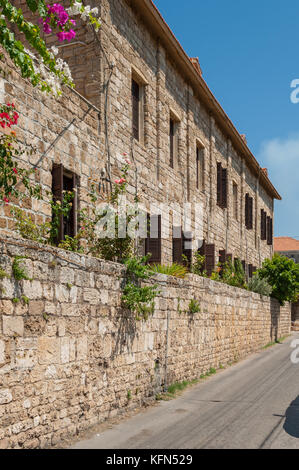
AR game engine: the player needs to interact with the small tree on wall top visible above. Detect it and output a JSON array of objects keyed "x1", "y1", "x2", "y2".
[{"x1": 257, "y1": 253, "x2": 299, "y2": 306}]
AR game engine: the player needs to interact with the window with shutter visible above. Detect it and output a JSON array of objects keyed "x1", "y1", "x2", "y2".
[
  {"x1": 182, "y1": 231, "x2": 192, "y2": 268},
  {"x1": 132, "y1": 79, "x2": 140, "y2": 141},
  {"x1": 248, "y1": 264, "x2": 253, "y2": 278},
  {"x1": 245, "y1": 194, "x2": 253, "y2": 230},
  {"x1": 219, "y1": 249, "x2": 226, "y2": 277},
  {"x1": 172, "y1": 226, "x2": 183, "y2": 264},
  {"x1": 217, "y1": 163, "x2": 227, "y2": 208},
  {"x1": 52, "y1": 165, "x2": 79, "y2": 245},
  {"x1": 205, "y1": 244, "x2": 215, "y2": 277},
  {"x1": 145, "y1": 214, "x2": 162, "y2": 264},
  {"x1": 267, "y1": 217, "x2": 273, "y2": 246},
  {"x1": 233, "y1": 183, "x2": 238, "y2": 220},
  {"x1": 249, "y1": 196, "x2": 253, "y2": 230},
  {"x1": 242, "y1": 260, "x2": 246, "y2": 275},
  {"x1": 170, "y1": 119, "x2": 174, "y2": 169},
  {"x1": 245, "y1": 193, "x2": 249, "y2": 228},
  {"x1": 52, "y1": 164, "x2": 63, "y2": 244},
  {"x1": 261, "y1": 209, "x2": 265, "y2": 240},
  {"x1": 217, "y1": 162, "x2": 222, "y2": 207},
  {"x1": 221, "y1": 167, "x2": 227, "y2": 209}
]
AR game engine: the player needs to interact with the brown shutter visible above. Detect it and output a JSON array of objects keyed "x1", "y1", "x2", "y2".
[
  {"x1": 205, "y1": 244, "x2": 215, "y2": 277},
  {"x1": 52, "y1": 164, "x2": 64, "y2": 244},
  {"x1": 219, "y1": 250, "x2": 226, "y2": 265},
  {"x1": 217, "y1": 162, "x2": 222, "y2": 206},
  {"x1": 249, "y1": 197, "x2": 253, "y2": 230},
  {"x1": 252, "y1": 266, "x2": 257, "y2": 275},
  {"x1": 261, "y1": 209, "x2": 264, "y2": 239},
  {"x1": 267, "y1": 217, "x2": 273, "y2": 245},
  {"x1": 172, "y1": 226, "x2": 183, "y2": 264},
  {"x1": 221, "y1": 167, "x2": 227, "y2": 208},
  {"x1": 146, "y1": 214, "x2": 161, "y2": 264},
  {"x1": 245, "y1": 193, "x2": 249, "y2": 228},
  {"x1": 170, "y1": 119, "x2": 174, "y2": 168},
  {"x1": 132, "y1": 79, "x2": 139, "y2": 141}
]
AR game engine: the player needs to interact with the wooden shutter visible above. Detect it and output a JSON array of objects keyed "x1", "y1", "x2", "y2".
[
  {"x1": 242, "y1": 260, "x2": 246, "y2": 274},
  {"x1": 252, "y1": 266, "x2": 257, "y2": 275},
  {"x1": 52, "y1": 164, "x2": 64, "y2": 244},
  {"x1": 219, "y1": 250, "x2": 226, "y2": 265},
  {"x1": 221, "y1": 167, "x2": 227, "y2": 208},
  {"x1": 146, "y1": 214, "x2": 161, "y2": 264},
  {"x1": 217, "y1": 162, "x2": 222, "y2": 206},
  {"x1": 267, "y1": 217, "x2": 273, "y2": 246},
  {"x1": 245, "y1": 194, "x2": 249, "y2": 228},
  {"x1": 249, "y1": 197, "x2": 253, "y2": 230},
  {"x1": 170, "y1": 119, "x2": 174, "y2": 168},
  {"x1": 132, "y1": 79, "x2": 139, "y2": 141},
  {"x1": 205, "y1": 244, "x2": 215, "y2": 277},
  {"x1": 261, "y1": 209, "x2": 265, "y2": 240},
  {"x1": 172, "y1": 226, "x2": 183, "y2": 264}
]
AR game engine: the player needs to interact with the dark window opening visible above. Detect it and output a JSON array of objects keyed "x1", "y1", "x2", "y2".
[
  {"x1": 132, "y1": 79, "x2": 140, "y2": 141},
  {"x1": 52, "y1": 164, "x2": 79, "y2": 245},
  {"x1": 145, "y1": 214, "x2": 162, "y2": 264},
  {"x1": 245, "y1": 193, "x2": 253, "y2": 230},
  {"x1": 170, "y1": 118, "x2": 175, "y2": 168},
  {"x1": 217, "y1": 162, "x2": 227, "y2": 209}
]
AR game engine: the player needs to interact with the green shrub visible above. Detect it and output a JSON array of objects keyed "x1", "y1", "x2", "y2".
[
  {"x1": 248, "y1": 274, "x2": 272, "y2": 296},
  {"x1": 121, "y1": 255, "x2": 159, "y2": 321},
  {"x1": 188, "y1": 298, "x2": 200, "y2": 314},
  {"x1": 12, "y1": 256, "x2": 31, "y2": 281},
  {"x1": 258, "y1": 254, "x2": 299, "y2": 305},
  {"x1": 151, "y1": 263, "x2": 188, "y2": 279}
]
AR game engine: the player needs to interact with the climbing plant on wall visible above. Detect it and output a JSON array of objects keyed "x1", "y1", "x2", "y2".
[{"x1": 0, "y1": 0, "x2": 101, "y2": 95}]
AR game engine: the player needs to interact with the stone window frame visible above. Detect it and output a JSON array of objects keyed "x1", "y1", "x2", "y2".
[
  {"x1": 131, "y1": 66, "x2": 148, "y2": 146},
  {"x1": 232, "y1": 181, "x2": 238, "y2": 221}
]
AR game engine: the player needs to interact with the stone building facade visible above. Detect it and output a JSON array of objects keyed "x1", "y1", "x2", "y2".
[{"x1": 6, "y1": 0, "x2": 281, "y2": 274}]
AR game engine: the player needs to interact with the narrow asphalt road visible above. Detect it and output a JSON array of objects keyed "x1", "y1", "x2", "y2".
[{"x1": 71, "y1": 333, "x2": 299, "y2": 449}]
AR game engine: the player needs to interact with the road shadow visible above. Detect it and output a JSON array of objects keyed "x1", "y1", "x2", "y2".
[{"x1": 283, "y1": 395, "x2": 299, "y2": 438}]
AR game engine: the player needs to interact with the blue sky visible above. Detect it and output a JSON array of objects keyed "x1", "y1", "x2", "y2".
[{"x1": 155, "y1": 0, "x2": 299, "y2": 237}]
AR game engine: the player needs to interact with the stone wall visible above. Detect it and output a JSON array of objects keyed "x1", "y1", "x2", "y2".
[{"x1": 0, "y1": 237, "x2": 291, "y2": 448}]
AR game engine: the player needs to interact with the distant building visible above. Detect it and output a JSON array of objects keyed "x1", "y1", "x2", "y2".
[{"x1": 274, "y1": 237, "x2": 299, "y2": 263}]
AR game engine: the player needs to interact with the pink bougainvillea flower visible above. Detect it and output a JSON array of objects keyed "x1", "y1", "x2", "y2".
[
  {"x1": 125, "y1": 159, "x2": 131, "y2": 165},
  {"x1": 3, "y1": 197, "x2": 9, "y2": 204},
  {"x1": 13, "y1": 168, "x2": 18, "y2": 175},
  {"x1": 119, "y1": 178, "x2": 126, "y2": 184}
]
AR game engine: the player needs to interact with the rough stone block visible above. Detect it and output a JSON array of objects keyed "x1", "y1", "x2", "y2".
[
  {"x1": 37, "y1": 337, "x2": 59, "y2": 365},
  {"x1": 3, "y1": 316, "x2": 24, "y2": 337}
]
